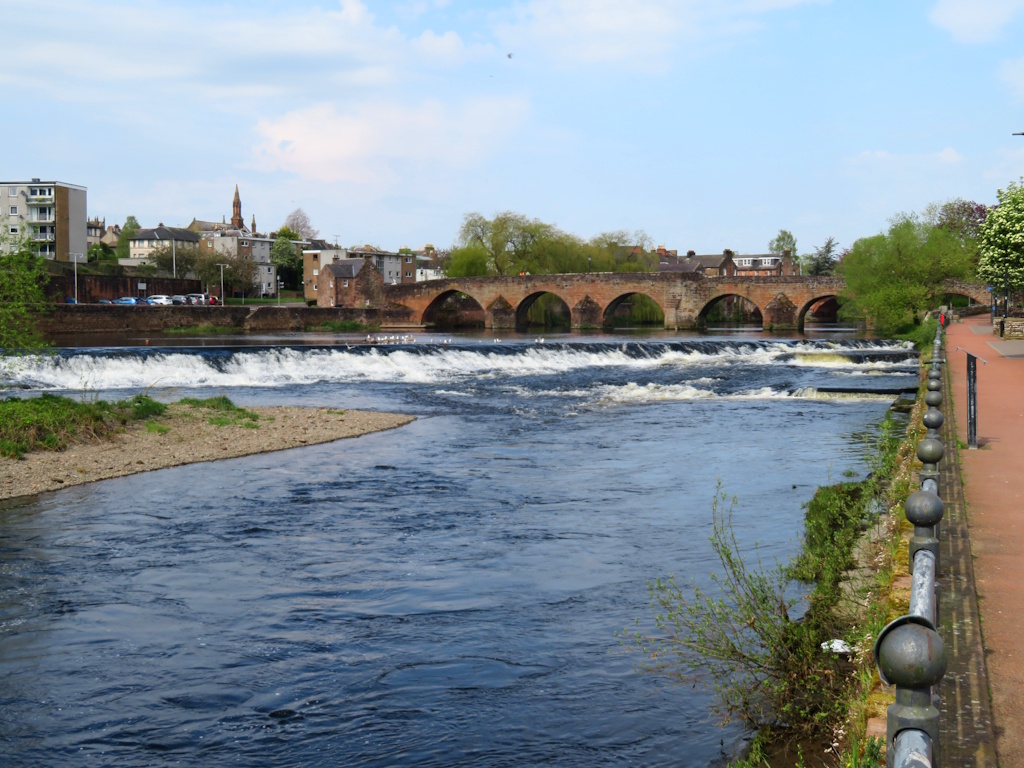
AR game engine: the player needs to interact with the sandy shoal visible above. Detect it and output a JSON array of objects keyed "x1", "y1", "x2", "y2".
[{"x1": 0, "y1": 404, "x2": 415, "y2": 501}]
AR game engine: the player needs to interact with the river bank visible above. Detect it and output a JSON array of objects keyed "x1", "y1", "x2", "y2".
[{"x1": 0, "y1": 404, "x2": 415, "y2": 501}]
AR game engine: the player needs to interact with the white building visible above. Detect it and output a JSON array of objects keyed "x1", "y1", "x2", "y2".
[{"x1": 2, "y1": 179, "x2": 87, "y2": 261}]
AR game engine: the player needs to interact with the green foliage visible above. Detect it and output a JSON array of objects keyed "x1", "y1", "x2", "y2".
[
  {"x1": 179, "y1": 395, "x2": 259, "y2": 426},
  {"x1": 838, "y1": 213, "x2": 976, "y2": 335},
  {"x1": 0, "y1": 251, "x2": 51, "y2": 350},
  {"x1": 270, "y1": 235, "x2": 301, "y2": 288},
  {"x1": 446, "y1": 241, "x2": 491, "y2": 276},
  {"x1": 0, "y1": 393, "x2": 166, "y2": 458},
  {"x1": 309, "y1": 320, "x2": 375, "y2": 332},
  {"x1": 789, "y1": 483, "x2": 865, "y2": 586},
  {"x1": 87, "y1": 242, "x2": 116, "y2": 262},
  {"x1": 804, "y1": 236, "x2": 839, "y2": 276},
  {"x1": 146, "y1": 243, "x2": 200, "y2": 277},
  {"x1": 164, "y1": 324, "x2": 241, "y2": 335},
  {"x1": 768, "y1": 229, "x2": 797, "y2": 259},
  {"x1": 146, "y1": 421, "x2": 170, "y2": 434},
  {"x1": 450, "y1": 212, "x2": 656, "y2": 276},
  {"x1": 978, "y1": 178, "x2": 1024, "y2": 289},
  {"x1": 895, "y1": 317, "x2": 940, "y2": 351},
  {"x1": 116, "y1": 215, "x2": 140, "y2": 261}
]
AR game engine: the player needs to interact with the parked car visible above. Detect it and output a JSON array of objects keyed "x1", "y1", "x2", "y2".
[
  {"x1": 186, "y1": 293, "x2": 207, "y2": 305},
  {"x1": 171, "y1": 295, "x2": 189, "y2": 305},
  {"x1": 97, "y1": 298, "x2": 113, "y2": 305},
  {"x1": 208, "y1": 295, "x2": 220, "y2": 306},
  {"x1": 113, "y1": 296, "x2": 138, "y2": 305},
  {"x1": 146, "y1": 295, "x2": 172, "y2": 305}
]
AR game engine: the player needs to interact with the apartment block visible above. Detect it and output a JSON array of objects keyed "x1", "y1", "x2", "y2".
[{"x1": 2, "y1": 179, "x2": 87, "y2": 261}]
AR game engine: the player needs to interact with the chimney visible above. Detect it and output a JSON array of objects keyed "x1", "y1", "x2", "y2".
[{"x1": 686, "y1": 250, "x2": 696, "y2": 258}]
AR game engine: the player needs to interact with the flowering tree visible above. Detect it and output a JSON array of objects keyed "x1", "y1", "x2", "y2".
[{"x1": 978, "y1": 179, "x2": 1024, "y2": 288}]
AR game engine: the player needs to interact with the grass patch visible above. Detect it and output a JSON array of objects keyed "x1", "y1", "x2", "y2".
[
  {"x1": 146, "y1": 421, "x2": 170, "y2": 434},
  {"x1": 180, "y1": 395, "x2": 260, "y2": 428},
  {"x1": 307, "y1": 320, "x2": 378, "y2": 332},
  {"x1": 0, "y1": 393, "x2": 167, "y2": 458},
  {"x1": 164, "y1": 324, "x2": 242, "y2": 335}
]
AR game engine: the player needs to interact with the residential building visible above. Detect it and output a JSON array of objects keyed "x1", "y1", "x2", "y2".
[
  {"x1": 189, "y1": 185, "x2": 278, "y2": 296},
  {"x1": 1, "y1": 179, "x2": 87, "y2": 261},
  {"x1": 87, "y1": 217, "x2": 106, "y2": 248},
  {"x1": 659, "y1": 249, "x2": 737, "y2": 277},
  {"x1": 731, "y1": 249, "x2": 800, "y2": 277},
  {"x1": 124, "y1": 225, "x2": 200, "y2": 266},
  {"x1": 302, "y1": 244, "x2": 412, "y2": 303},
  {"x1": 316, "y1": 259, "x2": 384, "y2": 308}
]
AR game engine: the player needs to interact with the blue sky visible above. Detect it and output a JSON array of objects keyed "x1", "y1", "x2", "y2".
[{"x1": 3, "y1": 0, "x2": 1023, "y2": 255}]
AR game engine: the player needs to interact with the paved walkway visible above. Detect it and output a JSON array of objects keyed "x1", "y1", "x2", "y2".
[{"x1": 943, "y1": 314, "x2": 1024, "y2": 767}]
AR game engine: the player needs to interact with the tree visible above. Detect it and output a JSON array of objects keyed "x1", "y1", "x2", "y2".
[
  {"x1": 977, "y1": 180, "x2": 1024, "y2": 289},
  {"x1": 270, "y1": 236, "x2": 301, "y2": 289},
  {"x1": 804, "y1": 236, "x2": 839, "y2": 276},
  {"x1": 0, "y1": 219, "x2": 50, "y2": 349},
  {"x1": 768, "y1": 229, "x2": 797, "y2": 258},
  {"x1": 87, "y1": 242, "x2": 116, "y2": 262},
  {"x1": 457, "y1": 211, "x2": 557, "y2": 275},
  {"x1": 445, "y1": 242, "x2": 491, "y2": 277},
  {"x1": 933, "y1": 198, "x2": 988, "y2": 242},
  {"x1": 147, "y1": 243, "x2": 200, "y2": 277},
  {"x1": 282, "y1": 209, "x2": 319, "y2": 241},
  {"x1": 839, "y1": 214, "x2": 975, "y2": 335},
  {"x1": 116, "y1": 215, "x2": 140, "y2": 261}
]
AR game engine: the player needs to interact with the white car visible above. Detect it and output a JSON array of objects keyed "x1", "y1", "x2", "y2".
[
  {"x1": 186, "y1": 293, "x2": 207, "y2": 305},
  {"x1": 146, "y1": 295, "x2": 172, "y2": 305}
]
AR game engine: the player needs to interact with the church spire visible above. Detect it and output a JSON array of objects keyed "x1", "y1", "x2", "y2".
[
  {"x1": 251, "y1": 213, "x2": 257, "y2": 235},
  {"x1": 231, "y1": 184, "x2": 243, "y2": 230}
]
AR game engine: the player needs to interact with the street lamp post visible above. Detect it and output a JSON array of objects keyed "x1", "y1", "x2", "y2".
[
  {"x1": 217, "y1": 263, "x2": 229, "y2": 306},
  {"x1": 277, "y1": 278, "x2": 283, "y2": 306}
]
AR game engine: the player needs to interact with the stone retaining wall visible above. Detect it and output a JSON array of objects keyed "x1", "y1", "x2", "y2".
[{"x1": 40, "y1": 305, "x2": 421, "y2": 335}]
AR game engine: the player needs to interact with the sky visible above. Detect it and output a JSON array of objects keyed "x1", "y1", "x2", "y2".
[{"x1": 3, "y1": 0, "x2": 1024, "y2": 256}]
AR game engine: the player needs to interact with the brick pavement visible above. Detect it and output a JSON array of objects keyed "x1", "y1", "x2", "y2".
[{"x1": 941, "y1": 315, "x2": 1024, "y2": 767}]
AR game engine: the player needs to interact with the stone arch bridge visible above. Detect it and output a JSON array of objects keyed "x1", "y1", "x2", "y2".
[
  {"x1": 384, "y1": 273, "x2": 991, "y2": 331},
  {"x1": 384, "y1": 273, "x2": 849, "y2": 331}
]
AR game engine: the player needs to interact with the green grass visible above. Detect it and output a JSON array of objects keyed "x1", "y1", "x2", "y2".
[
  {"x1": 0, "y1": 393, "x2": 167, "y2": 458},
  {"x1": 146, "y1": 421, "x2": 170, "y2": 434},
  {"x1": 164, "y1": 324, "x2": 242, "y2": 335},
  {"x1": 307, "y1": 320, "x2": 378, "y2": 332},
  {"x1": 179, "y1": 395, "x2": 260, "y2": 428}
]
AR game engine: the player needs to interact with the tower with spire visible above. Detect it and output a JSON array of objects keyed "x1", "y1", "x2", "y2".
[{"x1": 231, "y1": 184, "x2": 244, "y2": 230}]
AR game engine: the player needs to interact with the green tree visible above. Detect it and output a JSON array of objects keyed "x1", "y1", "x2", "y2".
[
  {"x1": 445, "y1": 242, "x2": 491, "y2": 276},
  {"x1": 768, "y1": 229, "x2": 797, "y2": 258},
  {"x1": 457, "y1": 211, "x2": 557, "y2": 275},
  {"x1": 839, "y1": 214, "x2": 975, "y2": 335},
  {"x1": 147, "y1": 243, "x2": 200, "y2": 277},
  {"x1": 87, "y1": 242, "x2": 116, "y2": 262},
  {"x1": 270, "y1": 235, "x2": 301, "y2": 289},
  {"x1": 116, "y1": 215, "x2": 140, "y2": 261},
  {"x1": 977, "y1": 180, "x2": 1024, "y2": 289},
  {"x1": 0, "y1": 220, "x2": 50, "y2": 349},
  {"x1": 804, "y1": 236, "x2": 839, "y2": 276}
]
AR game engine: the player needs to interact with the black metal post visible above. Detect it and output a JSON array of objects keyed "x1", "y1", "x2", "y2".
[{"x1": 967, "y1": 353, "x2": 978, "y2": 449}]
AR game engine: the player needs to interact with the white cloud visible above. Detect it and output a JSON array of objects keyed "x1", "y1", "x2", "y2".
[
  {"x1": 929, "y1": 0, "x2": 1024, "y2": 43},
  {"x1": 251, "y1": 97, "x2": 531, "y2": 185},
  {"x1": 937, "y1": 146, "x2": 963, "y2": 164},
  {"x1": 492, "y1": 0, "x2": 825, "y2": 71}
]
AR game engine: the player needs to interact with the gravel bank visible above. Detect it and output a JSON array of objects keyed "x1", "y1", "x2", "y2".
[{"x1": 0, "y1": 404, "x2": 415, "y2": 501}]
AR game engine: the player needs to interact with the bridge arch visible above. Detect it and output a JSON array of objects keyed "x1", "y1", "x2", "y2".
[
  {"x1": 697, "y1": 294, "x2": 764, "y2": 329},
  {"x1": 421, "y1": 289, "x2": 486, "y2": 329},
  {"x1": 797, "y1": 294, "x2": 841, "y2": 331},
  {"x1": 515, "y1": 291, "x2": 572, "y2": 330},
  {"x1": 602, "y1": 292, "x2": 666, "y2": 329}
]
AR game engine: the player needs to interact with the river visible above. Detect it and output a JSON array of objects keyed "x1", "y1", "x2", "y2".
[{"x1": 0, "y1": 330, "x2": 917, "y2": 767}]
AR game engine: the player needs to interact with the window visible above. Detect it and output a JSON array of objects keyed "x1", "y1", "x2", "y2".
[
  {"x1": 405, "y1": 271, "x2": 412, "y2": 278},
  {"x1": 343, "y1": 279, "x2": 349, "y2": 287},
  {"x1": 313, "y1": 268, "x2": 318, "y2": 277},
  {"x1": 313, "y1": 283, "x2": 317, "y2": 290},
  {"x1": 9, "y1": 206, "x2": 17, "y2": 215},
  {"x1": 7, "y1": 187, "x2": 15, "y2": 196},
  {"x1": 8, "y1": 226, "x2": 17, "y2": 234},
  {"x1": 330, "y1": 280, "x2": 334, "y2": 288},
  {"x1": 405, "y1": 256, "x2": 412, "y2": 263}
]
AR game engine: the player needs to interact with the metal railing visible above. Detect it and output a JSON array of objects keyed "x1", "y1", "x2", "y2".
[{"x1": 873, "y1": 323, "x2": 948, "y2": 768}]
